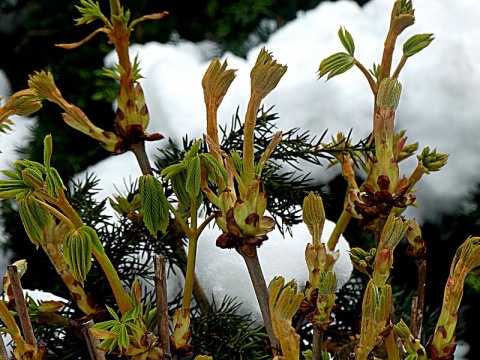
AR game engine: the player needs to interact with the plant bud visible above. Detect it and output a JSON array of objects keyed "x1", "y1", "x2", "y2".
[
  {"x1": 21, "y1": 168, "x2": 44, "y2": 189},
  {"x1": 302, "y1": 192, "x2": 326, "y2": 245},
  {"x1": 250, "y1": 47, "x2": 287, "y2": 99},
  {"x1": 7, "y1": 89, "x2": 43, "y2": 116},
  {"x1": 377, "y1": 78, "x2": 402, "y2": 111},
  {"x1": 417, "y1": 147, "x2": 449, "y2": 173}
]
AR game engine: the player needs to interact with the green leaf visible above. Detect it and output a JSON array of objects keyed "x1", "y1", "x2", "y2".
[
  {"x1": 0, "y1": 188, "x2": 29, "y2": 199},
  {"x1": 124, "y1": 321, "x2": 143, "y2": 334},
  {"x1": 403, "y1": 33, "x2": 435, "y2": 57},
  {"x1": 117, "y1": 324, "x2": 129, "y2": 350},
  {"x1": 338, "y1": 27, "x2": 355, "y2": 56},
  {"x1": 14, "y1": 160, "x2": 46, "y2": 174},
  {"x1": 186, "y1": 156, "x2": 201, "y2": 200},
  {"x1": 160, "y1": 162, "x2": 187, "y2": 181},
  {"x1": 123, "y1": 306, "x2": 140, "y2": 322},
  {"x1": 18, "y1": 198, "x2": 45, "y2": 247},
  {"x1": 45, "y1": 168, "x2": 66, "y2": 199},
  {"x1": 171, "y1": 171, "x2": 190, "y2": 207},
  {"x1": 43, "y1": 134, "x2": 53, "y2": 169},
  {"x1": 62, "y1": 229, "x2": 92, "y2": 284},
  {"x1": 21, "y1": 167, "x2": 44, "y2": 189},
  {"x1": 369, "y1": 63, "x2": 381, "y2": 80},
  {"x1": 250, "y1": 47, "x2": 288, "y2": 99},
  {"x1": 105, "y1": 305, "x2": 120, "y2": 322},
  {"x1": 318, "y1": 52, "x2": 355, "y2": 80},
  {"x1": 0, "y1": 179, "x2": 28, "y2": 199},
  {"x1": 28, "y1": 196, "x2": 53, "y2": 231},
  {"x1": 74, "y1": 0, "x2": 108, "y2": 26},
  {"x1": 302, "y1": 350, "x2": 312, "y2": 360},
  {"x1": 1, "y1": 170, "x2": 21, "y2": 180},
  {"x1": 78, "y1": 225, "x2": 104, "y2": 254},
  {"x1": 184, "y1": 139, "x2": 203, "y2": 161},
  {"x1": 200, "y1": 153, "x2": 228, "y2": 183},
  {"x1": 139, "y1": 175, "x2": 170, "y2": 236},
  {"x1": 93, "y1": 320, "x2": 119, "y2": 330},
  {"x1": 131, "y1": 54, "x2": 144, "y2": 82},
  {"x1": 230, "y1": 150, "x2": 243, "y2": 174}
]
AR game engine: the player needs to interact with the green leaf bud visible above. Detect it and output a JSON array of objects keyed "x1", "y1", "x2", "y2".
[
  {"x1": 391, "y1": 0, "x2": 415, "y2": 35},
  {"x1": 28, "y1": 70, "x2": 62, "y2": 102},
  {"x1": 18, "y1": 197, "x2": 52, "y2": 247},
  {"x1": 318, "y1": 271, "x2": 338, "y2": 295},
  {"x1": 377, "y1": 77, "x2": 402, "y2": 110},
  {"x1": 43, "y1": 134, "x2": 53, "y2": 169},
  {"x1": 417, "y1": 147, "x2": 449, "y2": 174},
  {"x1": 62, "y1": 228, "x2": 93, "y2": 285},
  {"x1": 74, "y1": 0, "x2": 108, "y2": 26},
  {"x1": 318, "y1": 52, "x2": 355, "y2": 80},
  {"x1": 45, "y1": 168, "x2": 66, "y2": 199},
  {"x1": 403, "y1": 33, "x2": 435, "y2": 57},
  {"x1": 5, "y1": 89, "x2": 43, "y2": 117},
  {"x1": 302, "y1": 192, "x2": 326, "y2": 245},
  {"x1": 21, "y1": 167, "x2": 44, "y2": 189},
  {"x1": 250, "y1": 47, "x2": 288, "y2": 99},
  {"x1": 349, "y1": 247, "x2": 376, "y2": 276},
  {"x1": 338, "y1": 27, "x2": 355, "y2": 56},
  {"x1": 202, "y1": 58, "x2": 237, "y2": 108}
]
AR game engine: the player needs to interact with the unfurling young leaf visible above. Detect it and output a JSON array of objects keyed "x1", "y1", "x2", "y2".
[
  {"x1": 186, "y1": 156, "x2": 201, "y2": 201},
  {"x1": 318, "y1": 52, "x2": 355, "y2": 80},
  {"x1": 368, "y1": 63, "x2": 381, "y2": 80},
  {"x1": 417, "y1": 146, "x2": 448, "y2": 174},
  {"x1": 199, "y1": 153, "x2": 228, "y2": 183},
  {"x1": 250, "y1": 47, "x2": 288, "y2": 99},
  {"x1": 62, "y1": 228, "x2": 93, "y2": 284},
  {"x1": 338, "y1": 27, "x2": 355, "y2": 56},
  {"x1": 184, "y1": 139, "x2": 202, "y2": 161},
  {"x1": 139, "y1": 175, "x2": 170, "y2": 236},
  {"x1": 43, "y1": 134, "x2": 53, "y2": 169},
  {"x1": 21, "y1": 167, "x2": 44, "y2": 189},
  {"x1": 45, "y1": 168, "x2": 66, "y2": 200},
  {"x1": 74, "y1": 0, "x2": 108, "y2": 26},
  {"x1": 171, "y1": 171, "x2": 190, "y2": 207},
  {"x1": 78, "y1": 225, "x2": 103, "y2": 254},
  {"x1": 18, "y1": 197, "x2": 52, "y2": 247},
  {"x1": 403, "y1": 33, "x2": 435, "y2": 57}
]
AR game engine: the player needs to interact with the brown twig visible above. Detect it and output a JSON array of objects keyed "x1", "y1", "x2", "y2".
[
  {"x1": 7, "y1": 265, "x2": 37, "y2": 347},
  {"x1": 154, "y1": 255, "x2": 172, "y2": 359},
  {"x1": 81, "y1": 320, "x2": 106, "y2": 360},
  {"x1": 130, "y1": 142, "x2": 153, "y2": 175},
  {"x1": 410, "y1": 258, "x2": 426, "y2": 338},
  {"x1": 238, "y1": 249, "x2": 280, "y2": 354},
  {"x1": 312, "y1": 330, "x2": 324, "y2": 360},
  {"x1": 0, "y1": 333, "x2": 9, "y2": 360}
]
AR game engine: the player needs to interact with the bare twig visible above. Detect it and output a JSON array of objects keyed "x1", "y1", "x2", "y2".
[
  {"x1": 238, "y1": 249, "x2": 280, "y2": 354},
  {"x1": 312, "y1": 330, "x2": 324, "y2": 360},
  {"x1": 410, "y1": 258, "x2": 426, "y2": 338},
  {"x1": 0, "y1": 332, "x2": 9, "y2": 360},
  {"x1": 130, "y1": 142, "x2": 153, "y2": 175},
  {"x1": 81, "y1": 320, "x2": 106, "y2": 360},
  {"x1": 155, "y1": 255, "x2": 172, "y2": 359},
  {"x1": 7, "y1": 265, "x2": 36, "y2": 347}
]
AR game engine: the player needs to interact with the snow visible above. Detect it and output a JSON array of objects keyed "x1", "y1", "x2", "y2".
[{"x1": 167, "y1": 217, "x2": 352, "y2": 321}]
